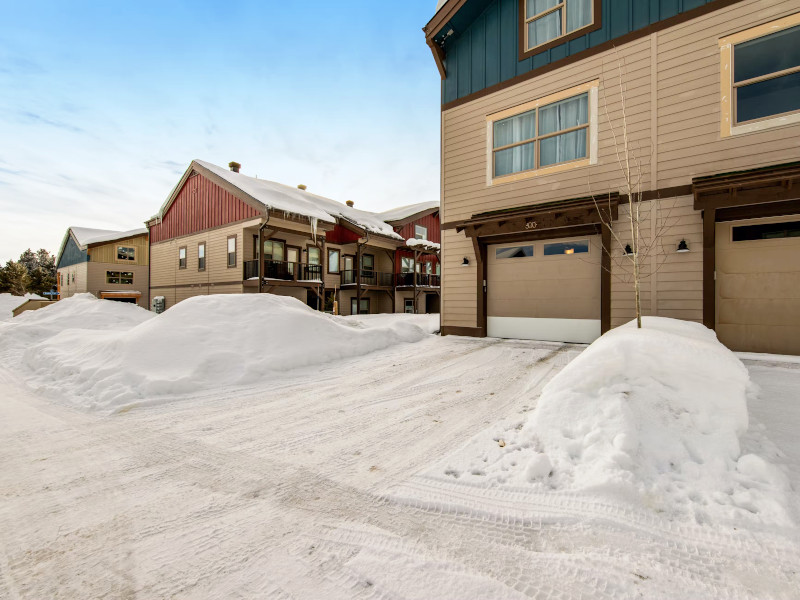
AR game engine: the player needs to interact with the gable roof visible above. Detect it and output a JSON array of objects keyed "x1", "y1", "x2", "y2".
[
  {"x1": 378, "y1": 201, "x2": 440, "y2": 224},
  {"x1": 151, "y1": 160, "x2": 404, "y2": 240},
  {"x1": 56, "y1": 226, "x2": 148, "y2": 267}
]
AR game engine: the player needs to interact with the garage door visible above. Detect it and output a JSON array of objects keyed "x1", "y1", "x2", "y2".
[
  {"x1": 716, "y1": 216, "x2": 800, "y2": 355},
  {"x1": 487, "y1": 235, "x2": 601, "y2": 343}
]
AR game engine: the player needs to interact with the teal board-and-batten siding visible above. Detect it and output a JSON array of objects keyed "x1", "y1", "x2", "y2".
[
  {"x1": 441, "y1": 0, "x2": 718, "y2": 105},
  {"x1": 56, "y1": 235, "x2": 89, "y2": 269}
]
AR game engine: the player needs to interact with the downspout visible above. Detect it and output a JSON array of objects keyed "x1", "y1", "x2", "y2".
[
  {"x1": 356, "y1": 230, "x2": 369, "y2": 315},
  {"x1": 258, "y1": 209, "x2": 270, "y2": 294}
]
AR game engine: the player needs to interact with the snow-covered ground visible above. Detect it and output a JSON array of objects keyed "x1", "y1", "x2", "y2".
[
  {"x1": 0, "y1": 297, "x2": 798, "y2": 599},
  {"x1": 0, "y1": 293, "x2": 46, "y2": 321}
]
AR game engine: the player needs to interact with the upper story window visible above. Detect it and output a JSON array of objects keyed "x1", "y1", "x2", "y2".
[
  {"x1": 307, "y1": 246, "x2": 320, "y2": 265},
  {"x1": 524, "y1": 0, "x2": 594, "y2": 54},
  {"x1": 178, "y1": 247, "x2": 187, "y2": 269},
  {"x1": 328, "y1": 248, "x2": 340, "y2": 273},
  {"x1": 720, "y1": 14, "x2": 800, "y2": 137},
  {"x1": 401, "y1": 256, "x2": 414, "y2": 273},
  {"x1": 488, "y1": 80, "x2": 597, "y2": 183},
  {"x1": 414, "y1": 225, "x2": 428, "y2": 240},
  {"x1": 117, "y1": 246, "x2": 135, "y2": 261}
]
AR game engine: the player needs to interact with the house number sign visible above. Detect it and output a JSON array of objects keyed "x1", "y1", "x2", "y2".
[{"x1": 524, "y1": 221, "x2": 538, "y2": 230}]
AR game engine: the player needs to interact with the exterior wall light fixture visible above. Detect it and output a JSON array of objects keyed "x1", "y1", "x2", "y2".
[
  {"x1": 623, "y1": 244, "x2": 634, "y2": 256},
  {"x1": 461, "y1": 257, "x2": 470, "y2": 266},
  {"x1": 676, "y1": 239, "x2": 690, "y2": 253}
]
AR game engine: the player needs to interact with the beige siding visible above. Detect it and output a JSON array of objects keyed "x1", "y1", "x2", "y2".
[
  {"x1": 441, "y1": 229, "x2": 478, "y2": 328},
  {"x1": 441, "y1": 0, "x2": 800, "y2": 225},
  {"x1": 87, "y1": 234, "x2": 149, "y2": 266},
  {"x1": 86, "y1": 263, "x2": 150, "y2": 308}
]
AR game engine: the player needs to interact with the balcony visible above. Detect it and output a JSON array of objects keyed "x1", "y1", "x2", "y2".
[
  {"x1": 340, "y1": 269, "x2": 394, "y2": 288},
  {"x1": 243, "y1": 259, "x2": 323, "y2": 282},
  {"x1": 396, "y1": 273, "x2": 441, "y2": 288}
]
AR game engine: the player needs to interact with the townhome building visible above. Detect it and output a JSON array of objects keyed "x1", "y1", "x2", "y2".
[
  {"x1": 56, "y1": 227, "x2": 149, "y2": 307},
  {"x1": 147, "y1": 160, "x2": 440, "y2": 315},
  {"x1": 425, "y1": 0, "x2": 800, "y2": 354}
]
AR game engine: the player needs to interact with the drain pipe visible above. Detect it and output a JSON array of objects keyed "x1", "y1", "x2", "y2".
[
  {"x1": 356, "y1": 230, "x2": 370, "y2": 315},
  {"x1": 258, "y1": 210, "x2": 270, "y2": 294}
]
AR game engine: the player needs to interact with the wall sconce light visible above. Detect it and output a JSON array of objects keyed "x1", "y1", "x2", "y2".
[
  {"x1": 623, "y1": 244, "x2": 633, "y2": 256},
  {"x1": 676, "y1": 239, "x2": 690, "y2": 253},
  {"x1": 461, "y1": 257, "x2": 470, "y2": 266}
]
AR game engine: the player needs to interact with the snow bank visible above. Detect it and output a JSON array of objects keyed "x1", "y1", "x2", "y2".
[
  {"x1": 0, "y1": 293, "x2": 46, "y2": 321},
  {"x1": 443, "y1": 317, "x2": 793, "y2": 527},
  {"x1": 344, "y1": 312, "x2": 440, "y2": 335},
  {"x1": 23, "y1": 294, "x2": 427, "y2": 411},
  {"x1": 405, "y1": 238, "x2": 440, "y2": 251},
  {"x1": 0, "y1": 294, "x2": 152, "y2": 350}
]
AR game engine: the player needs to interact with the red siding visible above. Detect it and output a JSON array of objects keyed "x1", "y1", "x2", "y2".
[
  {"x1": 395, "y1": 212, "x2": 440, "y2": 244},
  {"x1": 326, "y1": 225, "x2": 361, "y2": 245},
  {"x1": 149, "y1": 172, "x2": 261, "y2": 243},
  {"x1": 395, "y1": 250, "x2": 439, "y2": 274}
]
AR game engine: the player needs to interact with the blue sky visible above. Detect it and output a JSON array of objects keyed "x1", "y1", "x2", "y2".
[{"x1": 0, "y1": 0, "x2": 442, "y2": 260}]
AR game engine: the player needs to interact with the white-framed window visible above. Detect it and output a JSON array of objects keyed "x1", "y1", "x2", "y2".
[
  {"x1": 487, "y1": 80, "x2": 598, "y2": 184},
  {"x1": 524, "y1": 0, "x2": 594, "y2": 53},
  {"x1": 198, "y1": 242, "x2": 206, "y2": 271},
  {"x1": 328, "y1": 248, "x2": 340, "y2": 273},
  {"x1": 401, "y1": 256, "x2": 414, "y2": 273},
  {"x1": 178, "y1": 247, "x2": 187, "y2": 269},
  {"x1": 117, "y1": 246, "x2": 135, "y2": 261},
  {"x1": 414, "y1": 225, "x2": 428, "y2": 240},
  {"x1": 227, "y1": 236, "x2": 237, "y2": 268},
  {"x1": 720, "y1": 14, "x2": 800, "y2": 137}
]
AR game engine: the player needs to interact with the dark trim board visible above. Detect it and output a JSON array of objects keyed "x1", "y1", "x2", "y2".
[
  {"x1": 441, "y1": 325, "x2": 486, "y2": 337},
  {"x1": 440, "y1": 0, "x2": 747, "y2": 112},
  {"x1": 150, "y1": 281, "x2": 243, "y2": 290}
]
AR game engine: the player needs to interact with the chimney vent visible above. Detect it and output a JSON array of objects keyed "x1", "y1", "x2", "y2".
[
  {"x1": 228, "y1": 161, "x2": 241, "y2": 173},
  {"x1": 297, "y1": 184, "x2": 307, "y2": 190},
  {"x1": 346, "y1": 200, "x2": 354, "y2": 207}
]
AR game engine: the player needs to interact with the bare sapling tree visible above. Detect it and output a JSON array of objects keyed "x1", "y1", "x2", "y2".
[{"x1": 589, "y1": 49, "x2": 677, "y2": 329}]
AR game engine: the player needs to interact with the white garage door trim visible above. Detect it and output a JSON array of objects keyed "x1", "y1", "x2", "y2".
[{"x1": 487, "y1": 317, "x2": 601, "y2": 343}]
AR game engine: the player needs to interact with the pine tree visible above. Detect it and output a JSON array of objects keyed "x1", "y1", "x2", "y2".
[{"x1": 0, "y1": 261, "x2": 30, "y2": 296}]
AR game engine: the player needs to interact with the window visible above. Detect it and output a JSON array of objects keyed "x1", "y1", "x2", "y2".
[
  {"x1": 720, "y1": 14, "x2": 800, "y2": 136},
  {"x1": 198, "y1": 242, "x2": 206, "y2": 271},
  {"x1": 227, "y1": 236, "x2": 237, "y2": 268},
  {"x1": 106, "y1": 271, "x2": 133, "y2": 284},
  {"x1": 524, "y1": 0, "x2": 594, "y2": 54},
  {"x1": 117, "y1": 246, "x2": 135, "y2": 261},
  {"x1": 732, "y1": 220, "x2": 800, "y2": 241},
  {"x1": 361, "y1": 254, "x2": 374, "y2": 270},
  {"x1": 328, "y1": 248, "x2": 340, "y2": 273},
  {"x1": 404, "y1": 299, "x2": 415, "y2": 314},
  {"x1": 263, "y1": 240, "x2": 285, "y2": 261},
  {"x1": 488, "y1": 81, "x2": 597, "y2": 182},
  {"x1": 307, "y1": 246, "x2": 320, "y2": 265},
  {"x1": 401, "y1": 256, "x2": 414, "y2": 273},
  {"x1": 543, "y1": 240, "x2": 589, "y2": 255},
  {"x1": 414, "y1": 225, "x2": 428, "y2": 240},
  {"x1": 178, "y1": 247, "x2": 187, "y2": 269},
  {"x1": 351, "y1": 297, "x2": 370, "y2": 315},
  {"x1": 496, "y1": 245, "x2": 534, "y2": 259}
]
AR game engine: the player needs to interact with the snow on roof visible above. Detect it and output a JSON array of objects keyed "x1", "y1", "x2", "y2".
[
  {"x1": 71, "y1": 227, "x2": 148, "y2": 248},
  {"x1": 192, "y1": 160, "x2": 401, "y2": 239},
  {"x1": 378, "y1": 201, "x2": 440, "y2": 223},
  {"x1": 434, "y1": 0, "x2": 448, "y2": 15},
  {"x1": 406, "y1": 238, "x2": 441, "y2": 252}
]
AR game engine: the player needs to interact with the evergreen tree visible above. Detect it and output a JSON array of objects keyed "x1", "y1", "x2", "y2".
[
  {"x1": 0, "y1": 261, "x2": 30, "y2": 295},
  {"x1": 18, "y1": 248, "x2": 38, "y2": 274}
]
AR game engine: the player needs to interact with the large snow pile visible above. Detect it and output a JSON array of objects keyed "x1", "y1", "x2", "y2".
[
  {"x1": 0, "y1": 293, "x2": 46, "y2": 321},
  {"x1": 345, "y1": 312, "x2": 440, "y2": 335},
  {"x1": 0, "y1": 293, "x2": 153, "y2": 352},
  {"x1": 442, "y1": 317, "x2": 793, "y2": 527},
  {"x1": 23, "y1": 294, "x2": 427, "y2": 411}
]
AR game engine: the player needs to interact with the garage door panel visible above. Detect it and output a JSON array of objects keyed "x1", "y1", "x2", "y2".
[
  {"x1": 718, "y1": 272, "x2": 800, "y2": 299},
  {"x1": 715, "y1": 217, "x2": 800, "y2": 354},
  {"x1": 487, "y1": 235, "x2": 601, "y2": 341}
]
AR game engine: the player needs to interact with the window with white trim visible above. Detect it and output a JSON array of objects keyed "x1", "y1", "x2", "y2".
[
  {"x1": 720, "y1": 14, "x2": 800, "y2": 136},
  {"x1": 524, "y1": 0, "x2": 593, "y2": 52},
  {"x1": 488, "y1": 81, "x2": 597, "y2": 183},
  {"x1": 414, "y1": 225, "x2": 428, "y2": 240}
]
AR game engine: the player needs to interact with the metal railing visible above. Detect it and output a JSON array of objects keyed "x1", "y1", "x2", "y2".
[
  {"x1": 396, "y1": 273, "x2": 441, "y2": 287},
  {"x1": 340, "y1": 269, "x2": 394, "y2": 287},
  {"x1": 243, "y1": 260, "x2": 323, "y2": 282}
]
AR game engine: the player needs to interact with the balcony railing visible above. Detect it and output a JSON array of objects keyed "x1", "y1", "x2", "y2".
[
  {"x1": 243, "y1": 259, "x2": 323, "y2": 282},
  {"x1": 396, "y1": 273, "x2": 441, "y2": 287},
  {"x1": 340, "y1": 269, "x2": 394, "y2": 287}
]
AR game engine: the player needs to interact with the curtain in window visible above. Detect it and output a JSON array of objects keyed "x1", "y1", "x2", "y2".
[
  {"x1": 538, "y1": 94, "x2": 588, "y2": 166},
  {"x1": 493, "y1": 111, "x2": 535, "y2": 147},
  {"x1": 495, "y1": 143, "x2": 536, "y2": 176},
  {"x1": 566, "y1": 0, "x2": 592, "y2": 33},
  {"x1": 528, "y1": 10, "x2": 561, "y2": 47}
]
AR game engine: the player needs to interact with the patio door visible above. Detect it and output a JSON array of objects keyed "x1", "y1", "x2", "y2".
[{"x1": 286, "y1": 246, "x2": 299, "y2": 277}]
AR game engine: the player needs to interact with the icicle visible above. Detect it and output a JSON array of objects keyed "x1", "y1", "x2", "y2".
[{"x1": 309, "y1": 216, "x2": 318, "y2": 244}]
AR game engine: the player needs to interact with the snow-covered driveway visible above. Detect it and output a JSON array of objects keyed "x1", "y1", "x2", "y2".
[{"x1": 1, "y1": 334, "x2": 798, "y2": 599}]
